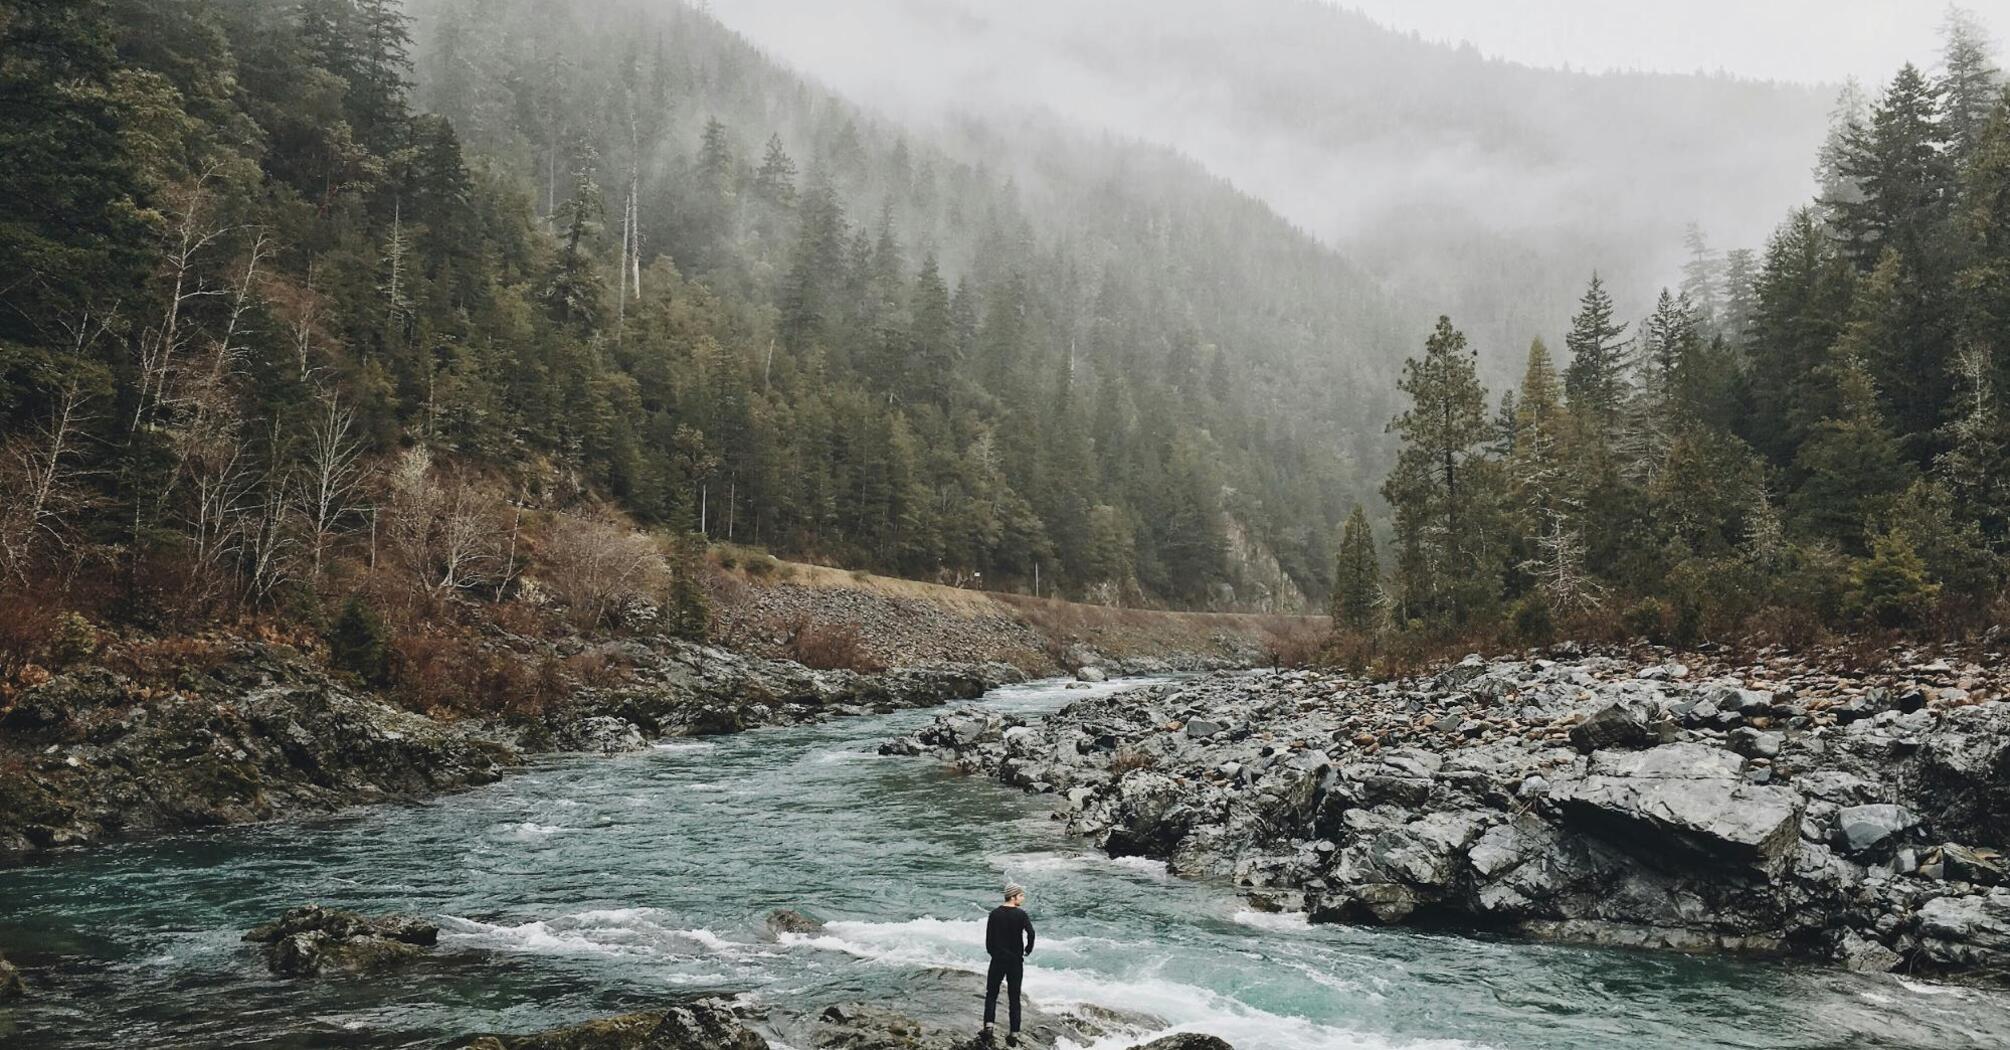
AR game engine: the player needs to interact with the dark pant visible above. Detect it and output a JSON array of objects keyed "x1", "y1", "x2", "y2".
[{"x1": 983, "y1": 954, "x2": 1023, "y2": 1032}]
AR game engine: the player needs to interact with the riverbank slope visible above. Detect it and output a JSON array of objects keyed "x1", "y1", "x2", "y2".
[{"x1": 888, "y1": 643, "x2": 2010, "y2": 981}]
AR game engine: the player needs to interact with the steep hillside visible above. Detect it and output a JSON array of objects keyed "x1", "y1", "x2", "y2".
[
  {"x1": 708, "y1": 0, "x2": 1833, "y2": 375},
  {"x1": 401, "y1": 0, "x2": 1418, "y2": 606}
]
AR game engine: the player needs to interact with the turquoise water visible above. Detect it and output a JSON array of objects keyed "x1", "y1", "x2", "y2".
[{"x1": 3, "y1": 676, "x2": 2009, "y2": 1049}]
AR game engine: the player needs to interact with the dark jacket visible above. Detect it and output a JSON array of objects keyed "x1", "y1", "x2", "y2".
[{"x1": 985, "y1": 904, "x2": 1034, "y2": 959}]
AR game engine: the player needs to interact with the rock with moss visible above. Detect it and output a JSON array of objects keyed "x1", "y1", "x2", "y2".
[
  {"x1": 0, "y1": 948, "x2": 24, "y2": 999},
  {"x1": 451, "y1": 999, "x2": 768, "y2": 1050},
  {"x1": 243, "y1": 904, "x2": 440, "y2": 977}
]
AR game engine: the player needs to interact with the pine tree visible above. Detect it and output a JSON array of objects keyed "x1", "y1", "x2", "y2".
[
  {"x1": 1939, "y1": 6, "x2": 2003, "y2": 171},
  {"x1": 753, "y1": 133, "x2": 798, "y2": 208},
  {"x1": 0, "y1": 0, "x2": 151, "y2": 420},
  {"x1": 1789, "y1": 352, "x2": 1913, "y2": 550},
  {"x1": 1561, "y1": 274, "x2": 1631, "y2": 452},
  {"x1": 908, "y1": 253, "x2": 955, "y2": 408},
  {"x1": 1833, "y1": 63, "x2": 1955, "y2": 272},
  {"x1": 1382, "y1": 316, "x2": 1500, "y2": 626},
  {"x1": 1636, "y1": 289, "x2": 1702, "y2": 442},
  {"x1": 1680, "y1": 224, "x2": 1722, "y2": 326},
  {"x1": 1744, "y1": 210, "x2": 1857, "y2": 465},
  {"x1": 1507, "y1": 337, "x2": 1568, "y2": 522},
  {"x1": 543, "y1": 161, "x2": 605, "y2": 330},
  {"x1": 1329, "y1": 505, "x2": 1379, "y2": 631},
  {"x1": 1719, "y1": 247, "x2": 1760, "y2": 344},
  {"x1": 1816, "y1": 78, "x2": 1872, "y2": 228}
]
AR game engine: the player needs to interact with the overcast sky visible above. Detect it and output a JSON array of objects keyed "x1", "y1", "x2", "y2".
[{"x1": 1335, "y1": 1, "x2": 2006, "y2": 84}]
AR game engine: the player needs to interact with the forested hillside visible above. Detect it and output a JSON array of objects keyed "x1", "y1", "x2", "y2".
[
  {"x1": 706, "y1": 0, "x2": 1833, "y2": 375},
  {"x1": 0, "y1": 0, "x2": 1415, "y2": 630},
  {"x1": 1350, "y1": 15, "x2": 2010, "y2": 650}
]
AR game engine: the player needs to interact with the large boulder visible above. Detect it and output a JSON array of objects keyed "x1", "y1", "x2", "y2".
[
  {"x1": 1548, "y1": 743, "x2": 1803, "y2": 875},
  {"x1": 0, "y1": 949, "x2": 23, "y2": 999},
  {"x1": 1833, "y1": 804, "x2": 1918, "y2": 854},
  {"x1": 243, "y1": 904, "x2": 439, "y2": 977},
  {"x1": 1567, "y1": 704, "x2": 1650, "y2": 753},
  {"x1": 453, "y1": 999, "x2": 769, "y2": 1050},
  {"x1": 1910, "y1": 892, "x2": 2010, "y2": 975},
  {"x1": 765, "y1": 908, "x2": 825, "y2": 937},
  {"x1": 1131, "y1": 1036, "x2": 1236, "y2": 1050},
  {"x1": 812, "y1": 1003, "x2": 983, "y2": 1050}
]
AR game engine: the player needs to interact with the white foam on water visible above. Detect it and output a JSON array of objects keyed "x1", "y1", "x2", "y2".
[
  {"x1": 986, "y1": 851, "x2": 1173, "y2": 883},
  {"x1": 505, "y1": 821, "x2": 570, "y2": 841},
  {"x1": 439, "y1": 907, "x2": 751, "y2": 964},
  {"x1": 1230, "y1": 908, "x2": 1311, "y2": 933},
  {"x1": 781, "y1": 916, "x2": 986, "y2": 971},
  {"x1": 651, "y1": 741, "x2": 719, "y2": 753},
  {"x1": 1896, "y1": 977, "x2": 1964, "y2": 997},
  {"x1": 1032, "y1": 965, "x2": 1486, "y2": 1050},
  {"x1": 784, "y1": 916, "x2": 1461, "y2": 1050}
]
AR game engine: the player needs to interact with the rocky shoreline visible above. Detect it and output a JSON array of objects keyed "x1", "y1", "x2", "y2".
[
  {"x1": 885, "y1": 645, "x2": 2010, "y2": 981},
  {"x1": 0, "y1": 633, "x2": 1020, "y2": 858},
  {"x1": 209, "y1": 904, "x2": 1235, "y2": 1050}
]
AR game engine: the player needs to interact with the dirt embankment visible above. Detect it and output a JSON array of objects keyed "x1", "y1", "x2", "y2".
[{"x1": 708, "y1": 560, "x2": 1324, "y2": 673}]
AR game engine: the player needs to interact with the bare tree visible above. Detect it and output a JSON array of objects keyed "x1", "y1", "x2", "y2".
[
  {"x1": 296, "y1": 393, "x2": 367, "y2": 580},
  {"x1": 382, "y1": 445, "x2": 508, "y2": 600},
  {"x1": 0, "y1": 363, "x2": 100, "y2": 582},
  {"x1": 1521, "y1": 507, "x2": 1602, "y2": 613},
  {"x1": 545, "y1": 513, "x2": 668, "y2": 627},
  {"x1": 241, "y1": 417, "x2": 298, "y2": 607},
  {"x1": 131, "y1": 172, "x2": 233, "y2": 438}
]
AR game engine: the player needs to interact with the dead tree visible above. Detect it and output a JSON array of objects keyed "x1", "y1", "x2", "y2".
[{"x1": 296, "y1": 392, "x2": 367, "y2": 581}]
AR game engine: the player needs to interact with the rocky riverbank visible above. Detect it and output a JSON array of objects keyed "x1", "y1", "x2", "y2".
[
  {"x1": 0, "y1": 633, "x2": 1019, "y2": 858},
  {"x1": 228, "y1": 904, "x2": 1233, "y2": 1050},
  {"x1": 709, "y1": 562, "x2": 1308, "y2": 674},
  {"x1": 885, "y1": 645, "x2": 2010, "y2": 980}
]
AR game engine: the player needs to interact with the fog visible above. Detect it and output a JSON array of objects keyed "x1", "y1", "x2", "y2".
[
  {"x1": 700, "y1": 0, "x2": 1992, "y2": 350},
  {"x1": 1338, "y1": 1, "x2": 1992, "y2": 82}
]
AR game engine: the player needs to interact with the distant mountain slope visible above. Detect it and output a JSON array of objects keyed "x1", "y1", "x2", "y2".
[
  {"x1": 707, "y1": 0, "x2": 1833, "y2": 372},
  {"x1": 404, "y1": 0, "x2": 1421, "y2": 605}
]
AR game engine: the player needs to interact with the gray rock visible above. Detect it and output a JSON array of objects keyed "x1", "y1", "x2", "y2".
[
  {"x1": 1833, "y1": 804, "x2": 1917, "y2": 853},
  {"x1": 1568, "y1": 703, "x2": 1651, "y2": 753},
  {"x1": 452, "y1": 998, "x2": 769, "y2": 1050},
  {"x1": 1184, "y1": 718, "x2": 1225, "y2": 739},
  {"x1": 1549, "y1": 744, "x2": 1803, "y2": 875},
  {"x1": 0, "y1": 949, "x2": 23, "y2": 999},
  {"x1": 1912, "y1": 893, "x2": 2010, "y2": 972},
  {"x1": 765, "y1": 908, "x2": 825, "y2": 937},
  {"x1": 1076, "y1": 666, "x2": 1109, "y2": 683},
  {"x1": 1131, "y1": 1036, "x2": 1236, "y2": 1050},
  {"x1": 244, "y1": 904, "x2": 439, "y2": 977}
]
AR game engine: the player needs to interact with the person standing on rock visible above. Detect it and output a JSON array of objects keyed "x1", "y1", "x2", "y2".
[{"x1": 982, "y1": 884, "x2": 1035, "y2": 1046}]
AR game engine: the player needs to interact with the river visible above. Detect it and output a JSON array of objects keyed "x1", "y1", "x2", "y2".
[{"x1": 2, "y1": 676, "x2": 2008, "y2": 1049}]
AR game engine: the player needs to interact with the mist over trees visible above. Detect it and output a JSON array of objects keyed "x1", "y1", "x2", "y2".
[
  {"x1": 2, "y1": 0, "x2": 2004, "y2": 664},
  {"x1": 706, "y1": 0, "x2": 1836, "y2": 378},
  {"x1": 1358, "y1": 12, "x2": 2010, "y2": 647},
  {"x1": 0, "y1": 0, "x2": 1420, "y2": 631}
]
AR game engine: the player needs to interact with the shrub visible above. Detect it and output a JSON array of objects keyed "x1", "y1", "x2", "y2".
[
  {"x1": 1508, "y1": 595, "x2": 1556, "y2": 646},
  {"x1": 1262, "y1": 621, "x2": 1328, "y2": 668},
  {"x1": 50, "y1": 612, "x2": 99, "y2": 668},
  {"x1": 0, "y1": 590, "x2": 55, "y2": 681},
  {"x1": 329, "y1": 595, "x2": 392, "y2": 686},
  {"x1": 1849, "y1": 529, "x2": 1941, "y2": 629},
  {"x1": 543, "y1": 513, "x2": 668, "y2": 629},
  {"x1": 1620, "y1": 597, "x2": 1673, "y2": 642},
  {"x1": 664, "y1": 533, "x2": 712, "y2": 641},
  {"x1": 788, "y1": 619, "x2": 882, "y2": 671}
]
